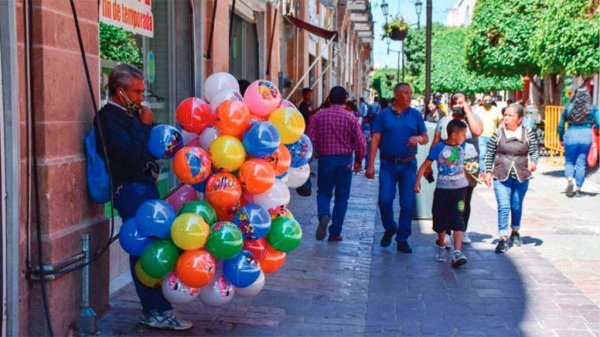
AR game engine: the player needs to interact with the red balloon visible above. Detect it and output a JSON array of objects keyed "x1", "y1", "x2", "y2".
[
  {"x1": 244, "y1": 237, "x2": 267, "y2": 261},
  {"x1": 173, "y1": 146, "x2": 212, "y2": 185},
  {"x1": 205, "y1": 172, "x2": 242, "y2": 210},
  {"x1": 238, "y1": 159, "x2": 276, "y2": 194},
  {"x1": 265, "y1": 144, "x2": 292, "y2": 176},
  {"x1": 176, "y1": 97, "x2": 213, "y2": 133},
  {"x1": 260, "y1": 243, "x2": 286, "y2": 274},
  {"x1": 215, "y1": 100, "x2": 251, "y2": 138},
  {"x1": 214, "y1": 205, "x2": 239, "y2": 222},
  {"x1": 175, "y1": 249, "x2": 216, "y2": 288}
]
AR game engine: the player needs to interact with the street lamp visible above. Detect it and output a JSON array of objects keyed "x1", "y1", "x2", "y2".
[
  {"x1": 415, "y1": 0, "x2": 423, "y2": 29},
  {"x1": 381, "y1": 0, "x2": 389, "y2": 17}
]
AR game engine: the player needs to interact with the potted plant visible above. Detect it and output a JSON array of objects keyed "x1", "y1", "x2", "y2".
[{"x1": 384, "y1": 17, "x2": 409, "y2": 41}]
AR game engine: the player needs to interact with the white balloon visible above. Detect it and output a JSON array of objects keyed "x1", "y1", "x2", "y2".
[
  {"x1": 210, "y1": 89, "x2": 243, "y2": 114},
  {"x1": 198, "y1": 127, "x2": 219, "y2": 152},
  {"x1": 286, "y1": 164, "x2": 310, "y2": 188},
  {"x1": 235, "y1": 271, "x2": 265, "y2": 297},
  {"x1": 180, "y1": 129, "x2": 199, "y2": 145},
  {"x1": 277, "y1": 172, "x2": 289, "y2": 184},
  {"x1": 279, "y1": 99, "x2": 297, "y2": 110},
  {"x1": 253, "y1": 180, "x2": 290, "y2": 211},
  {"x1": 204, "y1": 72, "x2": 239, "y2": 103},
  {"x1": 198, "y1": 267, "x2": 235, "y2": 307},
  {"x1": 161, "y1": 273, "x2": 200, "y2": 305}
]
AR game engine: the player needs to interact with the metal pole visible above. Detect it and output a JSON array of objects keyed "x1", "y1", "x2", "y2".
[
  {"x1": 397, "y1": 49, "x2": 400, "y2": 83},
  {"x1": 80, "y1": 234, "x2": 96, "y2": 334},
  {"x1": 424, "y1": 0, "x2": 432, "y2": 104},
  {"x1": 401, "y1": 41, "x2": 405, "y2": 82}
]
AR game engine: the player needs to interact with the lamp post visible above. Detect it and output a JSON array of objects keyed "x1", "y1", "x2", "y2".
[
  {"x1": 386, "y1": 38, "x2": 401, "y2": 83},
  {"x1": 425, "y1": 0, "x2": 432, "y2": 104},
  {"x1": 415, "y1": 0, "x2": 423, "y2": 29},
  {"x1": 381, "y1": 0, "x2": 389, "y2": 17}
]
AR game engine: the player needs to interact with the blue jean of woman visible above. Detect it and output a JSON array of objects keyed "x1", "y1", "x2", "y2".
[
  {"x1": 564, "y1": 127, "x2": 592, "y2": 188},
  {"x1": 492, "y1": 177, "x2": 529, "y2": 238},
  {"x1": 113, "y1": 182, "x2": 173, "y2": 314}
]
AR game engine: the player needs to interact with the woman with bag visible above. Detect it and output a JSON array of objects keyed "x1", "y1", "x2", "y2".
[{"x1": 558, "y1": 86, "x2": 600, "y2": 197}]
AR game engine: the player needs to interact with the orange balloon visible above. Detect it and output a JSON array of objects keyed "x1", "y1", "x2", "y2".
[
  {"x1": 215, "y1": 100, "x2": 251, "y2": 138},
  {"x1": 205, "y1": 172, "x2": 242, "y2": 210},
  {"x1": 175, "y1": 249, "x2": 216, "y2": 288},
  {"x1": 265, "y1": 144, "x2": 292, "y2": 176},
  {"x1": 260, "y1": 243, "x2": 286, "y2": 274},
  {"x1": 173, "y1": 146, "x2": 212, "y2": 184},
  {"x1": 238, "y1": 159, "x2": 276, "y2": 194},
  {"x1": 214, "y1": 205, "x2": 239, "y2": 222}
]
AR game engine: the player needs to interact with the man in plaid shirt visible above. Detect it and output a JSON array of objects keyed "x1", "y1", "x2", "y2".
[{"x1": 307, "y1": 86, "x2": 366, "y2": 242}]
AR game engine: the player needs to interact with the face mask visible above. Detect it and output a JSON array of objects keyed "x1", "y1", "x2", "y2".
[
  {"x1": 119, "y1": 90, "x2": 141, "y2": 115},
  {"x1": 484, "y1": 100, "x2": 492, "y2": 107},
  {"x1": 452, "y1": 106, "x2": 465, "y2": 117}
]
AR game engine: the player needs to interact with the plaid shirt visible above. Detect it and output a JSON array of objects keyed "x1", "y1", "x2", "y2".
[{"x1": 306, "y1": 104, "x2": 366, "y2": 160}]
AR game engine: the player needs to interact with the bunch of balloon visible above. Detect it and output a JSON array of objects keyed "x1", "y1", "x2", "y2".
[{"x1": 119, "y1": 73, "x2": 314, "y2": 308}]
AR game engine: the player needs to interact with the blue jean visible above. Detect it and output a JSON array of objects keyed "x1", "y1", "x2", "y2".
[
  {"x1": 478, "y1": 136, "x2": 489, "y2": 173},
  {"x1": 114, "y1": 182, "x2": 172, "y2": 314},
  {"x1": 492, "y1": 177, "x2": 529, "y2": 238},
  {"x1": 564, "y1": 127, "x2": 593, "y2": 188},
  {"x1": 378, "y1": 160, "x2": 417, "y2": 243},
  {"x1": 364, "y1": 138, "x2": 371, "y2": 169},
  {"x1": 317, "y1": 155, "x2": 353, "y2": 236}
]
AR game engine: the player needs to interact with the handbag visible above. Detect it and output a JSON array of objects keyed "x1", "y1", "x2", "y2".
[{"x1": 587, "y1": 126, "x2": 599, "y2": 168}]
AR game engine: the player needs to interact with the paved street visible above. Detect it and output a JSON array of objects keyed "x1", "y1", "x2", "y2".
[{"x1": 95, "y1": 158, "x2": 600, "y2": 337}]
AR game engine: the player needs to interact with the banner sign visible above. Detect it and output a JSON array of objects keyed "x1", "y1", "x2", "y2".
[{"x1": 100, "y1": 0, "x2": 154, "y2": 38}]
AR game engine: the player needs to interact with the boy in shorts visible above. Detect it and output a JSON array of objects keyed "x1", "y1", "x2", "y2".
[{"x1": 415, "y1": 119, "x2": 470, "y2": 268}]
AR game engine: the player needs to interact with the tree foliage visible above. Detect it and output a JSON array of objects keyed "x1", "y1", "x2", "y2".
[
  {"x1": 370, "y1": 68, "x2": 399, "y2": 98},
  {"x1": 99, "y1": 23, "x2": 143, "y2": 69}
]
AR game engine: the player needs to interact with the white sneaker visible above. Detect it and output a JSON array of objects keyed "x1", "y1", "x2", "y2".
[
  {"x1": 444, "y1": 233, "x2": 452, "y2": 250},
  {"x1": 462, "y1": 232, "x2": 472, "y2": 244},
  {"x1": 435, "y1": 245, "x2": 447, "y2": 262}
]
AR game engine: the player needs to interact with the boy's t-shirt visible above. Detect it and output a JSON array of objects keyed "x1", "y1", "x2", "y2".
[{"x1": 427, "y1": 141, "x2": 470, "y2": 189}]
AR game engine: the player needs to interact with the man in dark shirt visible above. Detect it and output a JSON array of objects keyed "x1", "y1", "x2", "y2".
[
  {"x1": 95, "y1": 64, "x2": 192, "y2": 330},
  {"x1": 298, "y1": 88, "x2": 314, "y2": 125}
]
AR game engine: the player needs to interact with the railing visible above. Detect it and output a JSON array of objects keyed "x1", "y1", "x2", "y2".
[{"x1": 543, "y1": 105, "x2": 564, "y2": 165}]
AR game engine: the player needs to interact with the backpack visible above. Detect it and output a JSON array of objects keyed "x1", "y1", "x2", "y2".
[{"x1": 85, "y1": 128, "x2": 110, "y2": 203}]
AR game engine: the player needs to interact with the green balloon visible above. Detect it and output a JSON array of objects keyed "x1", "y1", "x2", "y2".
[
  {"x1": 139, "y1": 240, "x2": 180, "y2": 279},
  {"x1": 205, "y1": 221, "x2": 243, "y2": 260},
  {"x1": 267, "y1": 217, "x2": 302, "y2": 252},
  {"x1": 178, "y1": 201, "x2": 217, "y2": 225}
]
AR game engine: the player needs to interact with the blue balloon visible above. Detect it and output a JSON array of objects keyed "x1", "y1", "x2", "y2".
[
  {"x1": 223, "y1": 250, "x2": 261, "y2": 287},
  {"x1": 147, "y1": 124, "x2": 183, "y2": 159},
  {"x1": 135, "y1": 200, "x2": 176, "y2": 239},
  {"x1": 285, "y1": 134, "x2": 313, "y2": 168},
  {"x1": 243, "y1": 122, "x2": 281, "y2": 158},
  {"x1": 119, "y1": 218, "x2": 152, "y2": 256},
  {"x1": 233, "y1": 203, "x2": 271, "y2": 240},
  {"x1": 192, "y1": 180, "x2": 207, "y2": 193}
]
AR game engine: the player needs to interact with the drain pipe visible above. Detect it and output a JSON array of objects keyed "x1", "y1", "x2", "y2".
[{"x1": 79, "y1": 234, "x2": 96, "y2": 334}]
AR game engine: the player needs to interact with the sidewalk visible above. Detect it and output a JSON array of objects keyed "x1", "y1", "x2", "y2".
[{"x1": 94, "y1": 159, "x2": 600, "y2": 336}]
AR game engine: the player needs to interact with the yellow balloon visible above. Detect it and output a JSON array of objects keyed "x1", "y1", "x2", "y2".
[
  {"x1": 135, "y1": 260, "x2": 162, "y2": 288},
  {"x1": 209, "y1": 135, "x2": 247, "y2": 171},
  {"x1": 171, "y1": 213, "x2": 210, "y2": 250},
  {"x1": 268, "y1": 107, "x2": 305, "y2": 144}
]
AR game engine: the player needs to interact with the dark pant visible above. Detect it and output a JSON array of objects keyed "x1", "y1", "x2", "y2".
[
  {"x1": 316, "y1": 155, "x2": 353, "y2": 236},
  {"x1": 114, "y1": 182, "x2": 172, "y2": 314}
]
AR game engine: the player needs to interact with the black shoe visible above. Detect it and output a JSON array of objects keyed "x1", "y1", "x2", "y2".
[
  {"x1": 327, "y1": 235, "x2": 343, "y2": 242},
  {"x1": 397, "y1": 242, "x2": 413, "y2": 254},
  {"x1": 495, "y1": 238, "x2": 508, "y2": 253},
  {"x1": 380, "y1": 230, "x2": 395, "y2": 247},
  {"x1": 296, "y1": 185, "x2": 312, "y2": 197},
  {"x1": 315, "y1": 215, "x2": 330, "y2": 241},
  {"x1": 510, "y1": 232, "x2": 522, "y2": 247}
]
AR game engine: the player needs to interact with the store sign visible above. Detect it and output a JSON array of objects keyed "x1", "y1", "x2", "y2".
[{"x1": 100, "y1": 0, "x2": 154, "y2": 38}]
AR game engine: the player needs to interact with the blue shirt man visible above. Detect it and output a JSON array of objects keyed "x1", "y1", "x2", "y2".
[{"x1": 366, "y1": 83, "x2": 428, "y2": 253}]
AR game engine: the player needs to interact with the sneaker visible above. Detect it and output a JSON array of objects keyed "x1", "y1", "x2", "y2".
[
  {"x1": 510, "y1": 232, "x2": 522, "y2": 247},
  {"x1": 566, "y1": 180, "x2": 575, "y2": 198},
  {"x1": 435, "y1": 243, "x2": 447, "y2": 262},
  {"x1": 444, "y1": 233, "x2": 452, "y2": 250},
  {"x1": 315, "y1": 215, "x2": 330, "y2": 241},
  {"x1": 495, "y1": 238, "x2": 508, "y2": 253},
  {"x1": 462, "y1": 232, "x2": 472, "y2": 244},
  {"x1": 397, "y1": 242, "x2": 413, "y2": 254},
  {"x1": 140, "y1": 310, "x2": 193, "y2": 331},
  {"x1": 327, "y1": 235, "x2": 343, "y2": 242},
  {"x1": 451, "y1": 250, "x2": 467, "y2": 268},
  {"x1": 575, "y1": 190, "x2": 582, "y2": 197},
  {"x1": 380, "y1": 230, "x2": 395, "y2": 247}
]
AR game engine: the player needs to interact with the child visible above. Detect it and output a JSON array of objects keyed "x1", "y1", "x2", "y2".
[{"x1": 415, "y1": 119, "x2": 471, "y2": 268}]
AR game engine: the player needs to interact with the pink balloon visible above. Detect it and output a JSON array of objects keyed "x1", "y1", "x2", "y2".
[
  {"x1": 165, "y1": 184, "x2": 200, "y2": 212},
  {"x1": 186, "y1": 136, "x2": 201, "y2": 147},
  {"x1": 242, "y1": 80, "x2": 282, "y2": 118}
]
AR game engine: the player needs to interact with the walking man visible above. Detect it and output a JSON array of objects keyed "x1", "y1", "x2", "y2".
[
  {"x1": 307, "y1": 86, "x2": 366, "y2": 242},
  {"x1": 366, "y1": 83, "x2": 428, "y2": 253}
]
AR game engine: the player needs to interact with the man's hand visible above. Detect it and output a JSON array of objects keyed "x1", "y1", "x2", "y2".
[
  {"x1": 139, "y1": 107, "x2": 154, "y2": 125},
  {"x1": 407, "y1": 136, "x2": 421, "y2": 147},
  {"x1": 414, "y1": 180, "x2": 421, "y2": 193},
  {"x1": 484, "y1": 172, "x2": 493, "y2": 187},
  {"x1": 365, "y1": 165, "x2": 375, "y2": 179},
  {"x1": 529, "y1": 162, "x2": 537, "y2": 172},
  {"x1": 353, "y1": 162, "x2": 362, "y2": 173},
  {"x1": 560, "y1": 141, "x2": 564, "y2": 148}
]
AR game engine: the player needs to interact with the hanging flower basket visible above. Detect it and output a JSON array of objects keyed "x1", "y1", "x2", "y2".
[{"x1": 384, "y1": 17, "x2": 410, "y2": 41}]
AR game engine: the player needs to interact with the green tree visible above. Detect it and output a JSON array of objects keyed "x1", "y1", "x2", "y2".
[
  {"x1": 99, "y1": 23, "x2": 143, "y2": 69},
  {"x1": 370, "y1": 67, "x2": 400, "y2": 99}
]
